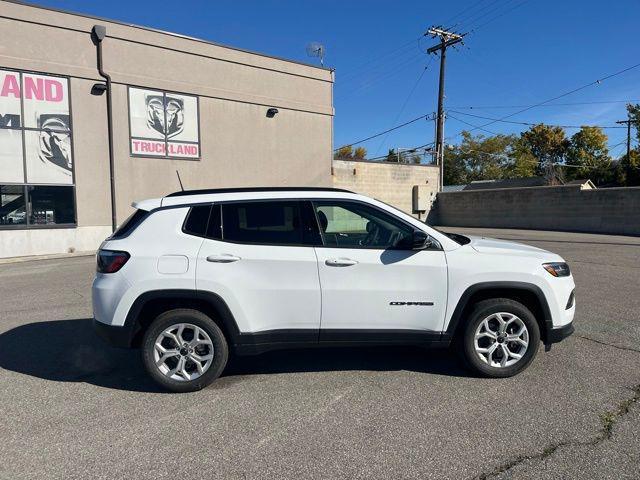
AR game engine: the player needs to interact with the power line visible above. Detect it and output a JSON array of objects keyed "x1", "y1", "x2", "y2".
[
  {"x1": 459, "y1": 0, "x2": 520, "y2": 31},
  {"x1": 373, "y1": 58, "x2": 434, "y2": 155},
  {"x1": 336, "y1": 52, "x2": 427, "y2": 100},
  {"x1": 449, "y1": 0, "x2": 503, "y2": 29},
  {"x1": 447, "y1": 61, "x2": 640, "y2": 138},
  {"x1": 364, "y1": 141, "x2": 436, "y2": 162},
  {"x1": 334, "y1": 113, "x2": 435, "y2": 151},
  {"x1": 338, "y1": 36, "x2": 423, "y2": 82},
  {"x1": 447, "y1": 112, "x2": 501, "y2": 135},
  {"x1": 441, "y1": 0, "x2": 489, "y2": 28},
  {"x1": 449, "y1": 109, "x2": 627, "y2": 129},
  {"x1": 467, "y1": 0, "x2": 531, "y2": 33},
  {"x1": 449, "y1": 100, "x2": 640, "y2": 109}
]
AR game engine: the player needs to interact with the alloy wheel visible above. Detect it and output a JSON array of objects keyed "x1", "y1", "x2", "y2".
[
  {"x1": 153, "y1": 323, "x2": 214, "y2": 381},
  {"x1": 474, "y1": 312, "x2": 529, "y2": 368}
]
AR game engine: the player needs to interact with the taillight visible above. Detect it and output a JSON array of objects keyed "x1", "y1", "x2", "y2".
[{"x1": 97, "y1": 250, "x2": 130, "y2": 273}]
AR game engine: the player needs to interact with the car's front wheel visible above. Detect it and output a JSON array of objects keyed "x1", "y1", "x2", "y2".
[
  {"x1": 141, "y1": 309, "x2": 228, "y2": 392},
  {"x1": 460, "y1": 298, "x2": 540, "y2": 378}
]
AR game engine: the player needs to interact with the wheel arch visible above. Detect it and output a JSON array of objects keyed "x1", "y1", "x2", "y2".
[
  {"x1": 445, "y1": 282, "x2": 552, "y2": 344},
  {"x1": 124, "y1": 289, "x2": 240, "y2": 348}
]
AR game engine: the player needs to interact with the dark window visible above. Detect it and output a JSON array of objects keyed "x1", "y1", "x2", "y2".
[
  {"x1": 221, "y1": 201, "x2": 304, "y2": 245},
  {"x1": 206, "y1": 204, "x2": 222, "y2": 240},
  {"x1": 0, "y1": 185, "x2": 27, "y2": 226},
  {"x1": 112, "y1": 209, "x2": 150, "y2": 239},
  {"x1": 313, "y1": 200, "x2": 413, "y2": 249},
  {"x1": 182, "y1": 205, "x2": 211, "y2": 237},
  {"x1": 27, "y1": 186, "x2": 75, "y2": 225}
]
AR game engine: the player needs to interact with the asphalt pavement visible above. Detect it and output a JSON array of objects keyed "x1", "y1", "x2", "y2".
[{"x1": 0, "y1": 228, "x2": 639, "y2": 479}]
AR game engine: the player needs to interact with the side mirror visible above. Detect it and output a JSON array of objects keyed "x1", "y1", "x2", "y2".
[{"x1": 411, "y1": 230, "x2": 432, "y2": 250}]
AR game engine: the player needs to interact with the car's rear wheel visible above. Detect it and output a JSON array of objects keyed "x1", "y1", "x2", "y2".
[
  {"x1": 142, "y1": 309, "x2": 228, "y2": 392},
  {"x1": 460, "y1": 298, "x2": 540, "y2": 378}
]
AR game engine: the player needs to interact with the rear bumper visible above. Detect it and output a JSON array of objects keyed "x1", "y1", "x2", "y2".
[
  {"x1": 93, "y1": 318, "x2": 134, "y2": 348},
  {"x1": 546, "y1": 321, "x2": 575, "y2": 345}
]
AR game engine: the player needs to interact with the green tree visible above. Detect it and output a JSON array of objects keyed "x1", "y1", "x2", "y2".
[
  {"x1": 615, "y1": 150, "x2": 640, "y2": 186},
  {"x1": 386, "y1": 148, "x2": 401, "y2": 162},
  {"x1": 444, "y1": 131, "x2": 521, "y2": 184},
  {"x1": 519, "y1": 124, "x2": 569, "y2": 183},
  {"x1": 565, "y1": 126, "x2": 612, "y2": 185},
  {"x1": 443, "y1": 145, "x2": 469, "y2": 185},
  {"x1": 334, "y1": 145, "x2": 353, "y2": 160},
  {"x1": 505, "y1": 139, "x2": 538, "y2": 178},
  {"x1": 353, "y1": 146, "x2": 367, "y2": 160},
  {"x1": 627, "y1": 103, "x2": 640, "y2": 144}
]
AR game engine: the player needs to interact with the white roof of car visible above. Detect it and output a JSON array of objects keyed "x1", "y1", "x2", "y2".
[{"x1": 133, "y1": 188, "x2": 366, "y2": 211}]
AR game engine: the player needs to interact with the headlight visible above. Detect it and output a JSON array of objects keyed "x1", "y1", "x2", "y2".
[{"x1": 543, "y1": 262, "x2": 570, "y2": 277}]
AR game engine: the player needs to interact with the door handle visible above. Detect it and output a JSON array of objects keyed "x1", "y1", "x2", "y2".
[
  {"x1": 206, "y1": 254, "x2": 241, "y2": 263},
  {"x1": 325, "y1": 258, "x2": 358, "y2": 267}
]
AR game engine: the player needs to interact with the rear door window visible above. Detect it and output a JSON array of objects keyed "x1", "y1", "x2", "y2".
[{"x1": 221, "y1": 201, "x2": 306, "y2": 246}]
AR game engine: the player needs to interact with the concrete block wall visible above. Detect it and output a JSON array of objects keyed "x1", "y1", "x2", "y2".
[
  {"x1": 430, "y1": 185, "x2": 640, "y2": 236},
  {"x1": 332, "y1": 159, "x2": 439, "y2": 217}
]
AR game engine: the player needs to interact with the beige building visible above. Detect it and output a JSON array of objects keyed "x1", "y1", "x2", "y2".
[
  {"x1": 0, "y1": 1, "x2": 333, "y2": 258},
  {"x1": 332, "y1": 159, "x2": 439, "y2": 220}
]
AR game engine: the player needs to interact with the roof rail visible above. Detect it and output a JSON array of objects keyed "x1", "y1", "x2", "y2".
[{"x1": 165, "y1": 186, "x2": 354, "y2": 197}]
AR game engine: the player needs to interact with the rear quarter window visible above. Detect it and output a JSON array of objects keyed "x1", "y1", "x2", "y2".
[
  {"x1": 182, "y1": 205, "x2": 212, "y2": 237},
  {"x1": 111, "y1": 209, "x2": 149, "y2": 239}
]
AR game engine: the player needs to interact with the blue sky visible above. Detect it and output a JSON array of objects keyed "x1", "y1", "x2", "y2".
[{"x1": 33, "y1": 0, "x2": 640, "y2": 159}]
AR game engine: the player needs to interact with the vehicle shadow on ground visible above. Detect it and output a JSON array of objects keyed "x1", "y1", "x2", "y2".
[{"x1": 0, "y1": 318, "x2": 471, "y2": 393}]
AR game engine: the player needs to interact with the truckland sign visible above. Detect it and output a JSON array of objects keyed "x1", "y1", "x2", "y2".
[
  {"x1": 0, "y1": 69, "x2": 73, "y2": 185},
  {"x1": 128, "y1": 87, "x2": 200, "y2": 159}
]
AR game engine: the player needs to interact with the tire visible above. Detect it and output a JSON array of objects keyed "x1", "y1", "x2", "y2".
[
  {"x1": 459, "y1": 298, "x2": 540, "y2": 378},
  {"x1": 141, "y1": 308, "x2": 229, "y2": 393}
]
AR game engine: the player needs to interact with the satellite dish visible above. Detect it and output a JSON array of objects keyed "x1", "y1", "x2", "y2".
[{"x1": 306, "y1": 41, "x2": 325, "y2": 66}]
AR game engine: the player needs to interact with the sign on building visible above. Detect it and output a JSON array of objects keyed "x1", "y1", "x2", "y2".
[
  {"x1": 128, "y1": 87, "x2": 200, "y2": 159},
  {"x1": 0, "y1": 69, "x2": 73, "y2": 185}
]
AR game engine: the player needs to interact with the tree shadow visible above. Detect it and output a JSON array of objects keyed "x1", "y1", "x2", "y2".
[{"x1": 0, "y1": 318, "x2": 471, "y2": 393}]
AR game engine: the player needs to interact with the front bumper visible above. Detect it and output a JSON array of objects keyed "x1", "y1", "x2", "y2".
[
  {"x1": 546, "y1": 321, "x2": 575, "y2": 345},
  {"x1": 93, "y1": 318, "x2": 135, "y2": 348}
]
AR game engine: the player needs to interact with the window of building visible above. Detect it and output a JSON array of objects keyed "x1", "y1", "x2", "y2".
[
  {"x1": 0, "y1": 185, "x2": 26, "y2": 226},
  {"x1": 0, "y1": 68, "x2": 75, "y2": 229},
  {"x1": 128, "y1": 87, "x2": 200, "y2": 159},
  {"x1": 313, "y1": 201, "x2": 413, "y2": 249},
  {"x1": 221, "y1": 201, "x2": 305, "y2": 245}
]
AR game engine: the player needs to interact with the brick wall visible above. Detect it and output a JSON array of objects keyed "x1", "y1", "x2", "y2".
[{"x1": 332, "y1": 159, "x2": 439, "y2": 217}]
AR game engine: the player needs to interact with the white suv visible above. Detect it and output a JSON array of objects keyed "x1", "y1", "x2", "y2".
[{"x1": 93, "y1": 187, "x2": 575, "y2": 392}]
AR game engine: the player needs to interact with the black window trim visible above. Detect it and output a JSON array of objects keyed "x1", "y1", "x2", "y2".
[{"x1": 170, "y1": 198, "x2": 442, "y2": 251}]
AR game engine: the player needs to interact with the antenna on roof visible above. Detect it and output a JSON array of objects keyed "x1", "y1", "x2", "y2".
[
  {"x1": 176, "y1": 170, "x2": 184, "y2": 191},
  {"x1": 306, "y1": 41, "x2": 325, "y2": 66}
]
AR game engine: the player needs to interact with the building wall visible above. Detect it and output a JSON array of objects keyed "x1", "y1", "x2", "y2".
[
  {"x1": 0, "y1": 1, "x2": 333, "y2": 258},
  {"x1": 332, "y1": 159, "x2": 439, "y2": 217},
  {"x1": 430, "y1": 185, "x2": 640, "y2": 236}
]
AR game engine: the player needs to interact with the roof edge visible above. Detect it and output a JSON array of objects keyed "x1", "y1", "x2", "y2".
[{"x1": 5, "y1": 0, "x2": 333, "y2": 73}]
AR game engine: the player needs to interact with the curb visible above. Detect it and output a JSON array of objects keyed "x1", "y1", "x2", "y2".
[{"x1": 0, "y1": 251, "x2": 96, "y2": 265}]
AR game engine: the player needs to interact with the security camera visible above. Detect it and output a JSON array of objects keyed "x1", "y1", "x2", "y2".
[{"x1": 266, "y1": 108, "x2": 279, "y2": 118}]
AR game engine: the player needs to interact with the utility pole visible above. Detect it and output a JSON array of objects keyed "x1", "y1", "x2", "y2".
[
  {"x1": 616, "y1": 119, "x2": 632, "y2": 160},
  {"x1": 426, "y1": 27, "x2": 465, "y2": 191}
]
